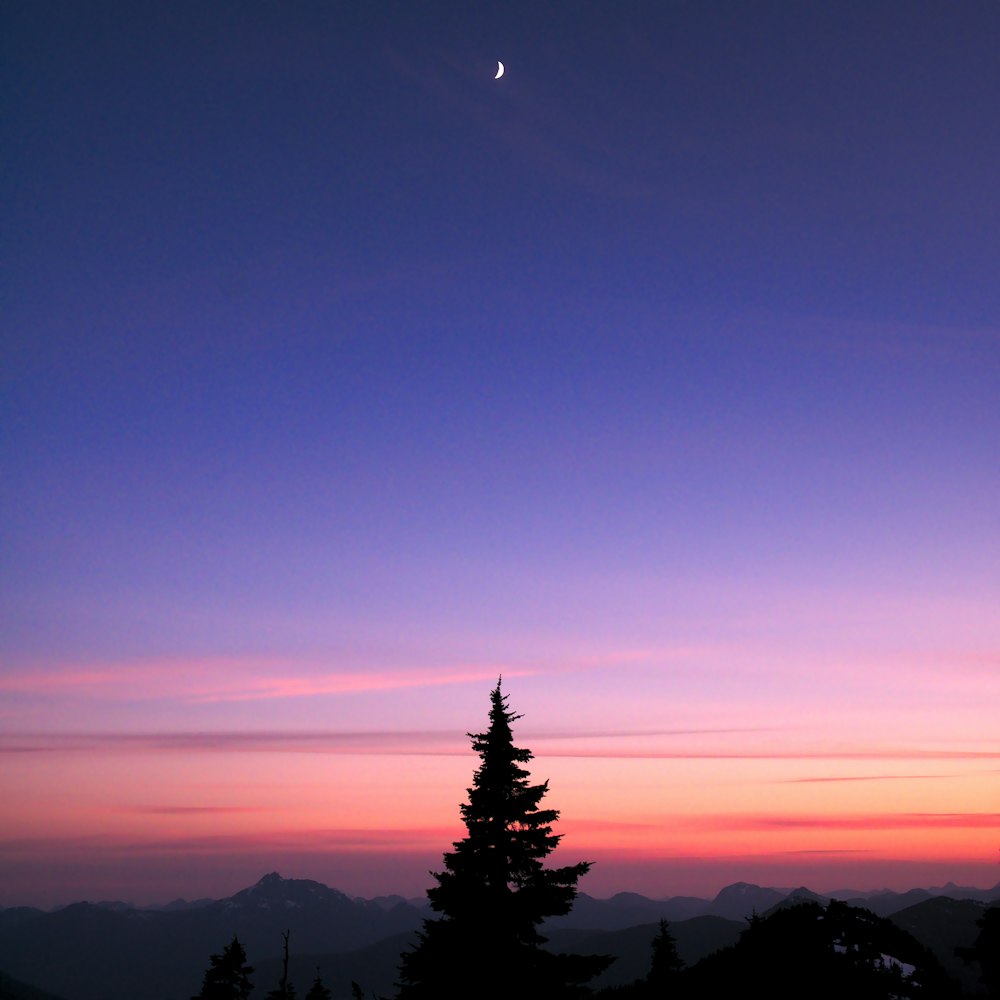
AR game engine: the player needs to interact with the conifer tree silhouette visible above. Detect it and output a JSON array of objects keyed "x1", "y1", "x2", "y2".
[
  {"x1": 646, "y1": 918, "x2": 683, "y2": 991},
  {"x1": 959, "y1": 906, "x2": 1000, "y2": 998},
  {"x1": 397, "y1": 680, "x2": 610, "y2": 999},
  {"x1": 303, "y1": 967, "x2": 332, "y2": 1000},
  {"x1": 191, "y1": 935, "x2": 254, "y2": 1000}
]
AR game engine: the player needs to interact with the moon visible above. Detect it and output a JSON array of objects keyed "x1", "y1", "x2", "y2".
[{"x1": 495, "y1": 61, "x2": 504, "y2": 80}]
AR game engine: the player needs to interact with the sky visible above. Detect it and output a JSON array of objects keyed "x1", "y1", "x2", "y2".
[{"x1": 2, "y1": 1, "x2": 998, "y2": 909}]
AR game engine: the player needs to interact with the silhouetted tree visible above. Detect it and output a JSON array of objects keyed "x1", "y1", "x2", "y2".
[
  {"x1": 303, "y1": 968, "x2": 332, "y2": 1000},
  {"x1": 397, "y1": 680, "x2": 611, "y2": 999},
  {"x1": 683, "y1": 900, "x2": 956, "y2": 999},
  {"x1": 191, "y1": 935, "x2": 254, "y2": 1000},
  {"x1": 958, "y1": 906, "x2": 1000, "y2": 998},
  {"x1": 646, "y1": 918, "x2": 682, "y2": 992},
  {"x1": 264, "y1": 929, "x2": 296, "y2": 1000}
]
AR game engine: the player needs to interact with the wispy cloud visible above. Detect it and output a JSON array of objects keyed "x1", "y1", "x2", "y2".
[
  {"x1": 3, "y1": 729, "x2": 999, "y2": 761},
  {"x1": 0, "y1": 730, "x2": 468, "y2": 755},
  {"x1": 780, "y1": 849, "x2": 877, "y2": 856},
  {"x1": 385, "y1": 38, "x2": 678, "y2": 201},
  {"x1": 189, "y1": 666, "x2": 528, "y2": 703},
  {"x1": 0, "y1": 826, "x2": 459, "y2": 857},
  {"x1": 692, "y1": 813, "x2": 1000, "y2": 832},
  {"x1": 0, "y1": 659, "x2": 533, "y2": 704},
  {"x1": 125, "y1": 806, "x2": 268, "y2": 816},
  {"x1": 2, "y1": 726, "x2": 758, "y2": 755},
  {"x1": 561, "y1": 818, "x2": 666, "y2": 834},
  {"x1": 774, "y1": 312, "x2": 1000, "y2": 363},
  {"x1": 779, "y1": 773, "x2": 966, "y2": 784},
  {"x1": 538, "y1": 747, "x2": 1000, "y2": 761}
]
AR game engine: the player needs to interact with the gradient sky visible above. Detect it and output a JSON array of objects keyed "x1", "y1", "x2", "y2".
[{"x1": 2, "y1": 1, "x2": 999, "y2": 909}]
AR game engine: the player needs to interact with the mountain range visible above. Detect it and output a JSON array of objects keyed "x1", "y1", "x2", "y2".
[{"x1": 1, "y1": 873, "x2": 996, "y2": 1000}]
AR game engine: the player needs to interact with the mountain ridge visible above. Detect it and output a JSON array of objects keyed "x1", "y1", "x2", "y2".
[
  {"x1": 8, "y1": 872, "x2": 997, "y2": 916},
  {"x1": 1, "y1": 873, "x2": 996, "y2": 1000}
]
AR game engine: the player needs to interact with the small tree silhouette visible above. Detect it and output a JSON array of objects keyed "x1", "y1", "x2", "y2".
[
  {"x1": 264, "y1": 929, "x2": 296, "y2": 1000},
  {"x1": 646, "y1": 918, "x2": 683, "y2": 990},
  {"x1": 303, "y1": 968, "x2": 332, "y2": 1000},
  {"x1": 191, "y1": 935, "x2": 254, "y2": 1000},
  {"x1": 397, "y1": 680, "x2": 610, "y2": 998}
]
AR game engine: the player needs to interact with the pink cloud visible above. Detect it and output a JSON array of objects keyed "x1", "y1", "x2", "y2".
[
  {"x1": 3, "y1": 729, "x2": 999, "y2": 761},
  {"x1": 0, "y1": 658, "x2": 534, "y2": 704},
  {"x1": 682, "y1": 812, "x2": 1000, "y2": 832},
  {"x1": 536, "y1": 747, "x2": 1000, "y2": 761},
  {"x1": 0, "y1": 730, "x2": 468, "y2": 755},
  {"x1": 780, "y1": 773, "x2": 966, "y2": 783},
  {"x1": 124, "y1": 806, "x2": 269, "y2": 816},
  {"x1": 0, "y1": 825, "x2": 461, "y2": 857}
]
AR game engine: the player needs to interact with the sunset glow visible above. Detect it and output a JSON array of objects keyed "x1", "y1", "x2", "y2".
[{"x1": 3, "y1": 2, "x2": 999, "y2": 910}]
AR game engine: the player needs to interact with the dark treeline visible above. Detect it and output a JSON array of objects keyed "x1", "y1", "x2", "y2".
[{"x1": 595, "y1": 901, "x2": 999, "y2": 999}]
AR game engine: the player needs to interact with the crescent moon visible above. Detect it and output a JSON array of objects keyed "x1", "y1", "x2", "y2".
[{"x1": 495, "y1": 61, "x2": 505, "y2": 80}]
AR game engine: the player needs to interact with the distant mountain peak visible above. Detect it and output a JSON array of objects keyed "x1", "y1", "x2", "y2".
[
  {"x1": 714, "y1": 882, "x2": 771, "y2": 900},
  {"x1": 254, "y1": 872, "x2": 284, "y2": 887},
  {"x1": 225, "y1": 873, "x2": 353, "y2": 911},
  {"x1": 711, "y1": 882, "x2": 787, "y2": 920},
  {"x1": 246, "y1": 872, "x2": 313, "y2": 892},
  {"x1": 788, "y1": 886, "x2": 826, "y2": 900}
]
